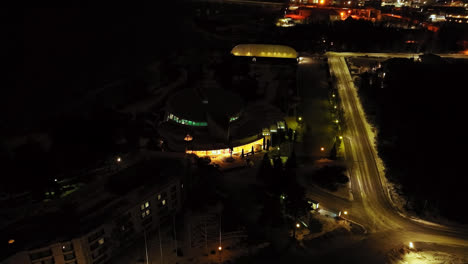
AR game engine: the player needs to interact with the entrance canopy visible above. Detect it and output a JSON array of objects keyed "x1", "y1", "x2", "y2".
[{"x1": 231, "y1": 44, "x2": 298, "y2": 59}]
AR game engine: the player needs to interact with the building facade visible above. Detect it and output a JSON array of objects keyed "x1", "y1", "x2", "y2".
[{"x1": 2, "y1": 170, "x2": 184, "y2": 264}]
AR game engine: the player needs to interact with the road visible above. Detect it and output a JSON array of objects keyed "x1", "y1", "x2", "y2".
[
  {"x1": 324, "y1": 53, "x2": 468, "y2": 253},
  {"x1": 327, "y1": 51, "x2": 468, "y2": 59}
]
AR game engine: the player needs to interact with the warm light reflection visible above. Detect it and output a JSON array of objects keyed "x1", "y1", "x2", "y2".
[
  {"x1": 186, "y1": 138, "x2": 264, "y2": 158},
  {"x1": 231, "y1": 44, "x2": 297, "y2": 59}
]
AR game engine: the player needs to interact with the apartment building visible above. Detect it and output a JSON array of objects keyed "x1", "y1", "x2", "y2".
[{"x1": 2, "y1": 158, "x2": 186, "y2": 264}]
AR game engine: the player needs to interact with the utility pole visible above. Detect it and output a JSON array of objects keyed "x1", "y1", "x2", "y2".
[
  {"x1": 205, "y1": 218, "x2": 208, "y2": 250},
  {"x1": 144, "y1": 229, "x2": 149, "y2": 264},
  {"x1": 159, "y1": 224, "x2": 164, "y2": 264},
  {"x1": 173, "y1": 214, "x2": 178, "y2": 257}
]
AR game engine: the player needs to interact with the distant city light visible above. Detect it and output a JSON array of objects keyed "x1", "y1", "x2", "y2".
[
  {"x1": 218, "y1": 246, "x2": 222, "y2": 251},
  {"x1": 116, "y1": 157, "x2": 122, "y2": 163},
  {"x1": 320, "y1": 147, "x2": 325, "y2": 151},
  {"x1": 8, "y1": 239, "x2": 15, "y2": 244},
  {"x1": 296, "y1": 223, "x2": 300, "y2": 228}
]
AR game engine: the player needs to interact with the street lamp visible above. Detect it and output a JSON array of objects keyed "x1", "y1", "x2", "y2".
[
  {"x1": 409, "y1": 242, "x2": 414, "y2": 249},
  {"x1": 296, "y1": 223, "x2": 300, "y2": 228},
  {"x1": 343, "y1": 211, "x2": 348, "y2": 215},
  {"x1": 184, "y1": 134, "x2": 193, "y2": 153},
  {"x1": 116, "y1": 156, "x2": 122, "y2": 163},
  {"x1": 320, "y1": 147, "x2": 325, "y2": 151},
  {"x1": 218, "y1": 246, "x2": 222, "y2": 251}
]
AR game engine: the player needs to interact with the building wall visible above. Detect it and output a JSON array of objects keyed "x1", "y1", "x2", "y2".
[
  {"x1": 2, "y1": 178, "x2": 183, "y2": 264},
  {"x1": 186, "y1": 137, "x2": 264, "y2": 158}
]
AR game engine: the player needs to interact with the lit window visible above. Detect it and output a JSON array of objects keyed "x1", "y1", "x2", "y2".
[
  {"x1": 141, "y1": 209, "x2": 151, "y2": 218},
  {"x1": 141, "y1": 201, "x2": 150, "y2": 211},
  {"x1": 157, "y1": 194, "x2": 161, "y2": 200},
  {"x1": 98, "y1": 238, "x2": 104, "y2": 245},
  {"x1": 162, "y1": 200, "x2": 166, "y2": 205}
]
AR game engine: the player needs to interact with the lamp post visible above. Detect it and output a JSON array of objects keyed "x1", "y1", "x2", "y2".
[
  {"x1": 184, "y1": 134, "x2": 193, "y2": 153},
  {"x1": 143, "y1": 229, "x2": 149, "y2": 264}
]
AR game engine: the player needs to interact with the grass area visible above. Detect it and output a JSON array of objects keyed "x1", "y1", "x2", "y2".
[{"x1": 296, "y1": 58, "x2": 336, "y2": 161}]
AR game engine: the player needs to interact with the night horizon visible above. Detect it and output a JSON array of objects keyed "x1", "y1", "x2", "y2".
[{"x1": 2, "y1": 4, "x2": 468, "y2": 264}]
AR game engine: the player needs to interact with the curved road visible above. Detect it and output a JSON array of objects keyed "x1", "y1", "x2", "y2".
[{"x1": 327, "y1": 53, "x2": 468, "y2": 251}]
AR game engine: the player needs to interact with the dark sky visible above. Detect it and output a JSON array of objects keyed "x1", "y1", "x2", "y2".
[{"x1": 1, "y1": 6, "x2": 187, "y2": 135}]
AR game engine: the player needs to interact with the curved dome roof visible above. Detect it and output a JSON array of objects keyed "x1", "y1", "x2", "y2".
[
  {"x1": 167, "y1": 88, "x2": 243, "y2": 123},
  {"x1": 231, "y1": 44, "x2": 298, "y2": 59}
]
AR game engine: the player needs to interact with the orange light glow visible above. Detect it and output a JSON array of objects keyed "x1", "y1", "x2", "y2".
[
  {"x1": 463, "y1": 50, "x2": 468, "y2": 55},
  {"x1": 8, "y1": 239, "x2": 15, "y2": 244},
  {"x1": 340, "y1": 12, "x2": 344, "y2": 16},
  {"x1": 186, "y1": 138, "x2": 264, "y2": 158},
  {"x1": 319, "y1": 0, "x2": 324, "y2": 4},
  {"x1": 285, "y1": 14, "x2": 306, "y2": 20}
]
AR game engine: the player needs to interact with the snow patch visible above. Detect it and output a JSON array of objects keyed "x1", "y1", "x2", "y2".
[{"x1": 388, "y1": 248, "x2": 468, "y2": 264}]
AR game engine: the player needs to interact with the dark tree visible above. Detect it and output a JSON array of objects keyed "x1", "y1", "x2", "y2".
[{"x1": 329, "y1": 142, "x2": 337, "y2": 160}]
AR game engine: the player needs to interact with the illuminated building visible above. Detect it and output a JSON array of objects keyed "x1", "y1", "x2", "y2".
[
  {"x1": 231, "y1": 44, "x2": 298, "y2": 59},
  {"x1": 1, "y1": 158, "x2": 186, "y2": 264},
  {"x1": 159, "y1": 86, "x2": 286, "y2": 158},
  {"x1": 285, "y1": 7, "x2": 341, "y2": 23}
]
